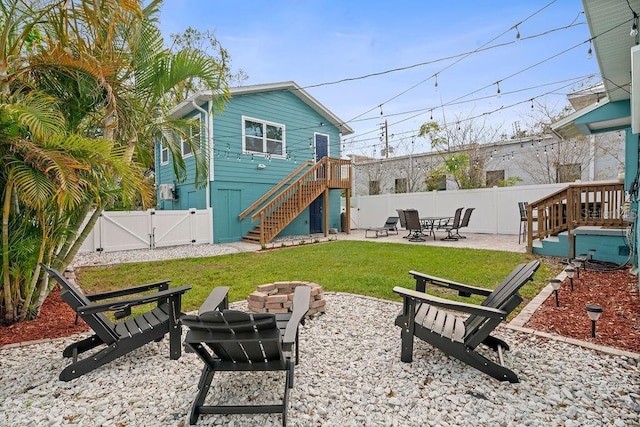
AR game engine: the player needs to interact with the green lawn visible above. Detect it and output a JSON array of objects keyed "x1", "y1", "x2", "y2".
[{"x1": 75, "y1": 240, "x2": 559, "y2": 317}]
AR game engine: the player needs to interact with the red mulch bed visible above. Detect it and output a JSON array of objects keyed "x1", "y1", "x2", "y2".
[
  {"x1": 0, "y1": 286, "x2": 89, "y2": 346},
  {"x1": 0, "y1": 267, "x2": 639, "y2": 354},
  {"x1": 525, "y1": 265, "x2": 640, "y2": 353}
]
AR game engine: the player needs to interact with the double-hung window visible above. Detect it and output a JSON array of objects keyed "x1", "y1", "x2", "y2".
[
  {"x1": 160, "y1": 144, "x2": 169, "y2": 165},
  {"x1": 181, "y1": 116, "x2": 200, "y2": 158},
  {"x1": 243, "y1": 116, "x2": 285, "y2": 156}
]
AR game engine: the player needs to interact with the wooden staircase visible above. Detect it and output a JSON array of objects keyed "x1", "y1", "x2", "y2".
[{"x1": 239, "y1": 157, "x2": 352, "y2": 245}]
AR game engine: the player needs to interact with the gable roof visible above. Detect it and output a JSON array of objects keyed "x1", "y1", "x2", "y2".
[{"x1": 170, "y1": 81, "x2": 354, "y2": 135}]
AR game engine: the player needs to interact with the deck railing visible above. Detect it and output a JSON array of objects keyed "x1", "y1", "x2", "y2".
[{"x1": 527, "y1": 182, "x2": 625, "y2": 256}]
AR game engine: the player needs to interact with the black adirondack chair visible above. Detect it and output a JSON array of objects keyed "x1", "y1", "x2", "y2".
[
  {"x1": 182, "y1": 285, "x2": 310, "y2": 426},
  {"x1": 41, "y1": 264, "x2": 191, "y2": 381},
  {"x1": 452, "y1": 207, "x2": 475, "y2": 239},
  {"x1": 394, "y1": 260, "x2": 540, "y2": 382},
  {"x1": 440, "y1": 207, "x2": 464, "y2": 240}
]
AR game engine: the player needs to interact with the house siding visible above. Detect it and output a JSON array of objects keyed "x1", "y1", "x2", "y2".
[
  {"x1": 158, "y1": 86, "x2": 345, "y2": 244},
  {"x1": 156, "y1": 110, "x2": 207, "y2": 210}
]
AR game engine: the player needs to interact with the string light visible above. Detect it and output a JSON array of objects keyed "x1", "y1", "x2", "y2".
[
  {"x1": 434, "y1": 73, "x2": 438, "y2": 88},
  {"x1": 631, "y1": 13, "x2": 638, "y2": 37},
  {"x1": 587, "y1": 39, "x2": 593, "y2": 57},
  {"x1": 514, "y1": 24, "x2": 521, "y2": 40},
  {"x1": 496, "y1": 81, "x2": 501, "y2": 96},
  {"x1": 346, "y1": 74, "x2": 595, "y2": 152}
]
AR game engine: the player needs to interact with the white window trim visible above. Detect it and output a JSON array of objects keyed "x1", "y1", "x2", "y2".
[
  {"x1": 160, "y1": 144, "x2": 169, "y2": 165},
  {"x1": 181, "y1": 116, "x2": 200, "y2": 159},
  {"x1": 180, "y1": 136, "x2": 193, "y2": 159},
  {"x1": 242, "y1": 115, "x2": 286, "y2": 158}
]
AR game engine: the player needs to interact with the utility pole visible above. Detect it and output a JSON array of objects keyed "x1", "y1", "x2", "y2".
[{"x1": 384, "y1": 120, "x2": 389, "y2": 159}]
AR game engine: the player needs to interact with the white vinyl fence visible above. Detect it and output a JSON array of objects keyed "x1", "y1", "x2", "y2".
[
  {"x1": 348, "y1": 182, "x2": 576, "y2": 235},
  {"x1": 79, "y1": 208, "x2": 211, "y2": 253}
]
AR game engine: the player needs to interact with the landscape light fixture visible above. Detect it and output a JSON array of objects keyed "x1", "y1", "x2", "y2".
[
  {"x1": 550, "y1": 279, "x2": 562, "y2": 307},
  {"x1": 588, "y1": 249, "x2": 596, "y2": 261},
  {"x1": 577, "y1": 253, "x2": 588, "y2": 275},
  {"x1": 565, "y1": 267, "x2": 575, "y2": 291},
  {"x1": 585, "y1": 304, "x2": 603, "y2": 338}
]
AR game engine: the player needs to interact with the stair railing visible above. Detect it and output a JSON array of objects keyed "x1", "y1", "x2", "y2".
[
  {"x1": 238, "y1": 161, "x2": 313, "y2": 221},
  {"x1": 527, "y1": 181, "x2": 625, "y2": 255},
  {"x1": 250, "y1": 157, "x2": 351, "y2": 244}
]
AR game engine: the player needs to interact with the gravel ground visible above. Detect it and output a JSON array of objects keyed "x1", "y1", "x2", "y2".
[
  {"x1": 1, "y1": 244, "x2": 638, "y2": 426},
  {"x1": 1, "y1": 293, "x2": 638, "y2": 426},
  {"x1": 72, "y1": 243, "x2": 253, "y2": 268}
]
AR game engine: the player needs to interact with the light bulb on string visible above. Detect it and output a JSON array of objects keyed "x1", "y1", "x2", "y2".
[
  {"x1": 515, "y1": 24, "x2": 521, "y2": 40},
  {"x1": 496, "y1": 81, "x2": 501, "y2": 97},
  {"x1": 530, "y1": 99, "x2": 534, "y2": 110},
  {"x1": 434, "y1": 73, "x2": 438, "y2": 88},
  {"x1": 588, "y1": 40, "x2": 593, "y2": 58},
  {"x1": 430, "y1": 109, "x2": 433, "y2": 120}
]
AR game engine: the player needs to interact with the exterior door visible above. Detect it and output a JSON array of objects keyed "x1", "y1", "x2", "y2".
[
  {"x1": 215, "y1": 189, "x2": 242, "y2": 242},
  {"x1": 309, "y1": 133, "x2": 329, "y2": 233}
]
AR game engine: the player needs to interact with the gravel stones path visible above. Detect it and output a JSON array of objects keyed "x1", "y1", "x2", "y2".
[
  {"x1": 72, "y1": 243, "x2": 254, "y2": 268},
  {"x1": 1, "y1": 293, "x2": 638, "y2": 426}
]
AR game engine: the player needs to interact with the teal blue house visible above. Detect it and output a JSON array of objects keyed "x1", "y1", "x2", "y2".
[
  {"x1": 550, "y1": 0, "x2": 640, "y2": 271},
  {"x1": 155, "y1": 81, "x2": 353, "y2": 244}
]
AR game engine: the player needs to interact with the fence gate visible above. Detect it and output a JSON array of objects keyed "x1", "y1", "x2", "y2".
[{"x1": 78, "y1": 209, "x2": 211, "y2": 253}]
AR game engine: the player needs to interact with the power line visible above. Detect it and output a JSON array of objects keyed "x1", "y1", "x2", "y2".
[
  {"x1": 344, "y1": 75, "x2": 598, "y2": 153},
  {"x1": 344, "y1": 0, "x2": 563, "y2": 123},
  {"x1": 345, "y1": 14, "x2": 631, "y2": 151}
]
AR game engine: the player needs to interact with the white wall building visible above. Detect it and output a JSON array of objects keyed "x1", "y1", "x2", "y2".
[{"x1": 351, "y1": 131, "x2": 624, "y2": 197}]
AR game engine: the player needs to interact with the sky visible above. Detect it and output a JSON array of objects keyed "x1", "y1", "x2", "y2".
[{"x1": 158, "y1": 1, "x2": 599, "y2": 157}]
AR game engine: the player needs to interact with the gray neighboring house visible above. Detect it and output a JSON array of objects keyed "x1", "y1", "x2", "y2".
[{"x1": 351, "y1": 85, "x2": 624, "y2": 196}]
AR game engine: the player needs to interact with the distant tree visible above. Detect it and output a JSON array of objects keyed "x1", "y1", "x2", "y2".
[
  {"x1": 358, "y1": 161, "x2": 387, "y2": 195},
  {"x1": 169, "y1": 27, "x2": 249, "y2": 102},
  {"x1": 418, "y1": 113, "x2": 502, "y2": 189},
  {"x1": 515, "y1": 100, "x2": 623, "y2": 184},
  {"x1": 385, "y1": 137, "x2": 428, "y2": 193}
]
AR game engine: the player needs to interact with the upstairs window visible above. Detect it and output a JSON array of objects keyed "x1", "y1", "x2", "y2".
[
  {"x1": 395, "y1": 178, "x2": 407, "y2": 193},
  {"x1": 243, "y1": 117, "x2": 285, "y2": 156},
  {"x1": 160, "y1": 144, "x2": 169, "y2": 165},
  {"x1": 181, "y1": 138, "x2": 192, "y2": 157},
  {"x1": 486, "y1": 170, "x2": 505, "y2": 187},
  {"x1": 181, "y1": 116, "x2": 200, "y2": 158},
  {"x1": 369, "y1": 180, "x2": 380, "y2": 195},
  {"x1": 557, "y1": 163, "x2": 581, "y2": 183}
]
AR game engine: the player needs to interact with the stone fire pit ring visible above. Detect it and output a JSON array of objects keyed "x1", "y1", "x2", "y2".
[{"x1": 246, "y1": 281, "x2": 326, "y2": 315}]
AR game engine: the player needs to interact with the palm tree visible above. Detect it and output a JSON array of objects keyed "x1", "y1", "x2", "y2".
[
  {"x1": 47, "y1": 0, "x2": 230, "y2": 268},
  {"x1": 1, "y1": 0, "x2": 231, "y2": 322}
]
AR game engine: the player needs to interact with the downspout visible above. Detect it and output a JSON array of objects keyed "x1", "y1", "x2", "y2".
[
  {"x1": 191, "y1": 99, "x2": 214, "y2": 244},
  {"x1": 588, "y1": 135, "x2": 596, "y2": 180}
]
